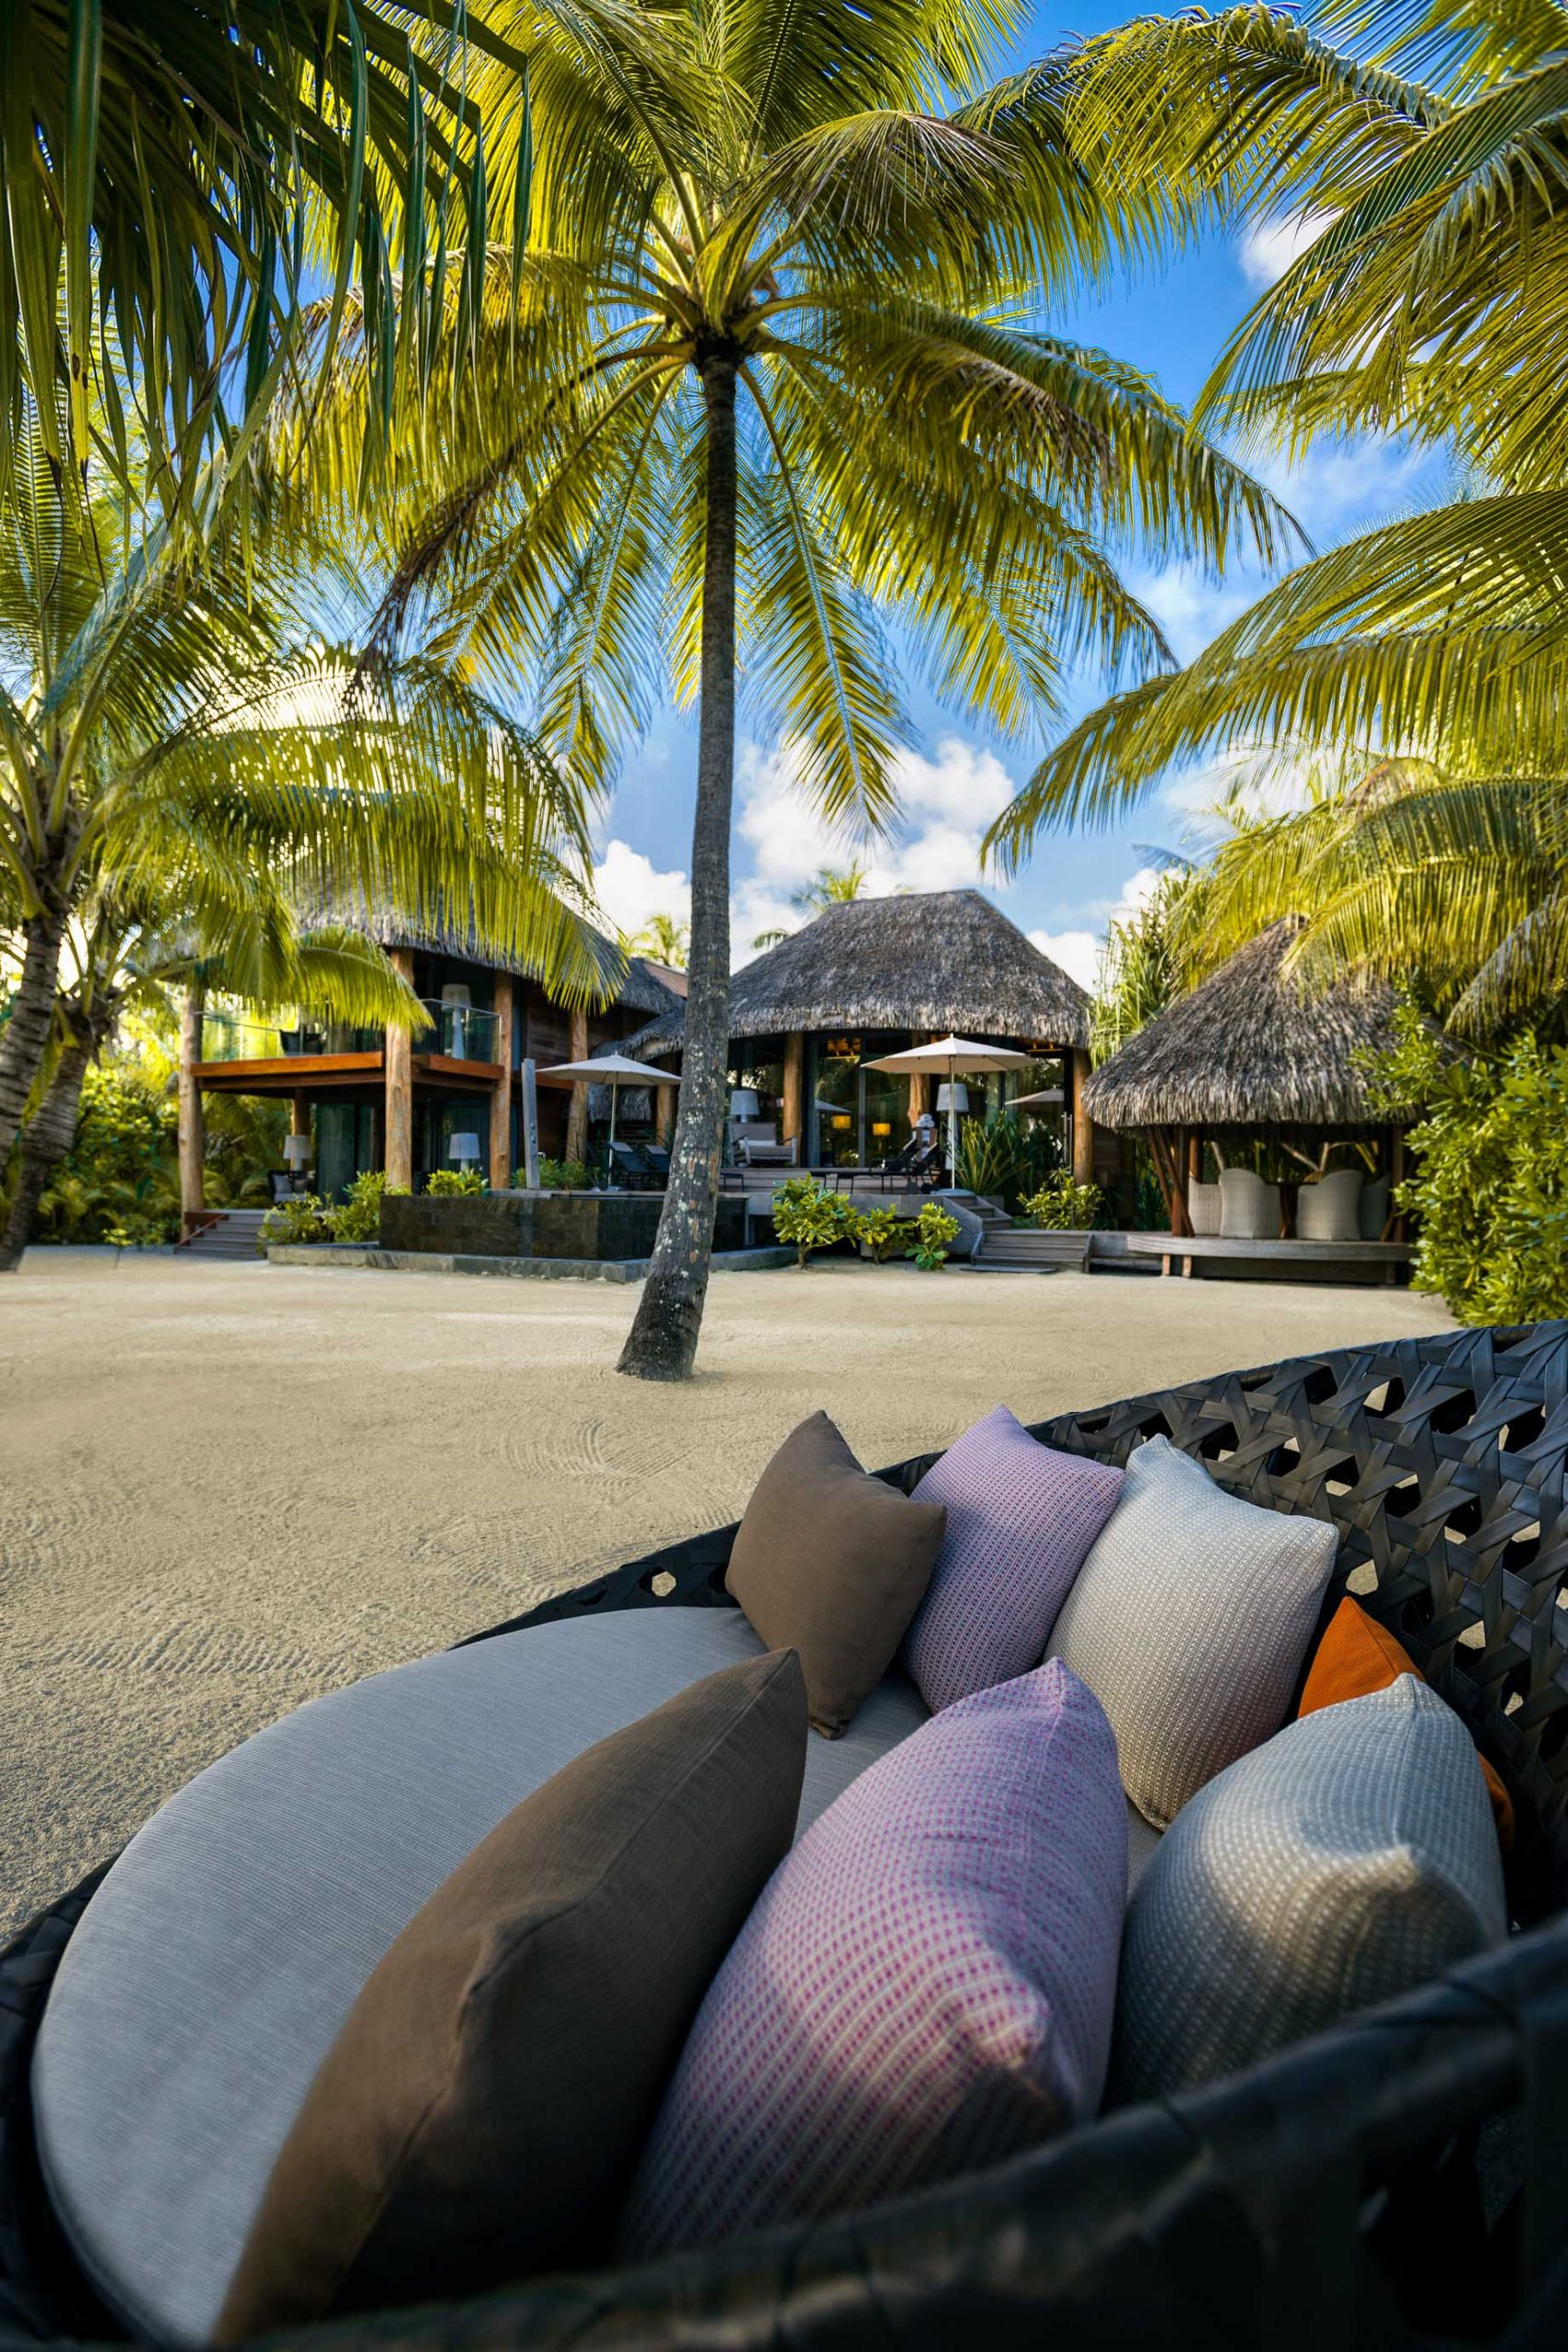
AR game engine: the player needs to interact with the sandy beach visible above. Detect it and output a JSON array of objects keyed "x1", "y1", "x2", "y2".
[{"x1": 0, "y1": 1251, "x2": 1453, "y2": 1934}]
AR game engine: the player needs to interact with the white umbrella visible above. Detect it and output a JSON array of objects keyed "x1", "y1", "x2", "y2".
[
  {"x1": 861, "y1": 1035, "x2": 1035, "y2": 1182},
  {"x1": 536, "y1": 1052, "x2": 680, "y2": 1161}
]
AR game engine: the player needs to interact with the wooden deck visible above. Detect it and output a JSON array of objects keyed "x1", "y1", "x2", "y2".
[{"x1": 1125, "y1": 1233, "x2": 1412, "y2": 1283}]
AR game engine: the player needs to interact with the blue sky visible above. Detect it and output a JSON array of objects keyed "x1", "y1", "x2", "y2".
[{"x1": 590, "y1": 5, "x2": 1445, "y2": 986}]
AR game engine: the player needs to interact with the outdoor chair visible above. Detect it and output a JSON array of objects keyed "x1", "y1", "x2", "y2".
[
  {"x1": 1218, "y1": 1167, "x2": 1283, "y2": 1239},
  {"x1": 1296, "y1": 1168, "x2": 1364, "y2": 1242},
  {"x1": 7, "y1": 1323, "x2": 1568, "y2": 2352},
  {"x1": 1186, "y1": 1176, "x2": 1223, "y2": 1235},
  {"x1": 606, "y1": 1141, "x2": 666, "y2": 1191},
  {"x1": 878, "y1": 1142, "x2": 942, "y2": 1193}
]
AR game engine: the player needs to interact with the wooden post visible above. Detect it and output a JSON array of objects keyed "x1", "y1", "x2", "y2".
[
  {"x1": 290, "y1": 1091, "x2": 310, "y2": 1141},
  {"x1": 782, "y1": 1030, "x2": 805, "y2": 1160},
  {"x1": 491, "y1": 976, "x2": 514, "y2": 1189},
  {"x1": 1070, "y1": 1048, "x2": 1095, "y2": 1188},
  {"x1": 564, "y1": 1005, "x2": 590, "y2": 1163},
  {"x1": 655, "y1": 1068, "x2": 676, "y2": 1145},
  {"x1": 385, "y1": 947, "x2": 415, "y2": 1190},
  {"x1": 177, "y1": 983, "x2": 206, "y2": 1224},
  {"x1": 907, "y1": 1069, "x2": 930, "y2": 1128}
]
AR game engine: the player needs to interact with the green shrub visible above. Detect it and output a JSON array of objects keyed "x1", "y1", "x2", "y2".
[
  {"x1": 33, "y1": 1063, "x2": 179, "y2": 1244},
  {"x1": 1359, "y1": 1006, "x2": 1568, "y2": 1324},
  {"x1": 1021, "y1": 1172, "x2": 1102, "y2": 1229},
  {"x1": 772, "y1": 1175, "x2": 853, "y2": 1268},
  {"x1": 425, "y1": 1167, "x2": 486, "y2": 1196},
  {"x1": 955, "y1": 1112, "x2": 1025, "y2": 1202},
  {"x1": 332, "y1": 1170, "x2": 409, "y2": 1242},
  {"x1": 529, "y1": 1156, "x2": 591, "y2": 1190},
  {"x1": 258, "y1": 1193, "x2": 334, "y2": 1248},
  {"x1": 852, "y1": 1203, "x2": 905, "y2": 1262},
  {"x1": 908, "y1": 1199, "x2": 961, "y2": 1270}
]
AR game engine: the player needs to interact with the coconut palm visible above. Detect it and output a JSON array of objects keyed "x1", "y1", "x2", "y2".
[
  {"x1": 793, "y1": 863, "x2": 870, "y2": 914},
  {"x1": 0, "y1": 424, "x2": 599, "y2": 1166},
  {"x1": 988, "y1": 0, "x2": 1568, "y2": 1023},
  {"x1": 628, "y1": 910, "x2": 689, "y2": 967},
  {"x1": 298, "y1": 3, "x2": 1293, "y2": 1377}
]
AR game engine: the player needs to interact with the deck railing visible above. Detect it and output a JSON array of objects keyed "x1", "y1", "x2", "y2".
[{"x1": 197, "y1": 1002, "x2": 501, "y2": 1064}]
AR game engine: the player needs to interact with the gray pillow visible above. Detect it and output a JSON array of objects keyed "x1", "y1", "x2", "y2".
[
  {"x1": 1047, "y1": 1435, "x2": 1337, "y2": 1826},
  {"x1": 1112, "y1": 1678, "x2": 1507, "y2": 2105}
]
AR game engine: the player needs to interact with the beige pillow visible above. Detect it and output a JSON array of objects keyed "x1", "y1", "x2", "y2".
[{"x1": 726, "y1": 1412, "x2": 945, "y2": 1736}]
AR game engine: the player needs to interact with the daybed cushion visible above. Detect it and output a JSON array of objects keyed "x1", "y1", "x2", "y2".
[
  {"x1": 725, "y1": 1411, "x2": 946, "y2": 1735},
  {"x1": 618, "y1": 1660, "x2": 1127, "y2": 2256},
  {"x1": 32, "y1": 1606, "x2": 928, "y2": 2351},
  {"x1": 215, "y1": 1653, "x2": 807, "y2": 2342},
  {"x1": 1047, "y1": 1434, "x2": 1338, "y2": 1826},
  {"x1": 901, "y1": 1406, "x2": 1123, "y2": 1713},
  {"x1": 1111, "y1": 1678, "x2": 1508, "y2": 2105},
  {"x1": 1299, "y1": 1596, "x2": 1514, "y2": 1849}
]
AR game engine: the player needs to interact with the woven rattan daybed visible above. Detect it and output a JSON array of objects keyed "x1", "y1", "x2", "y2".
[{"x1": 5, "y1": 1319, "x2": 1568, "y2": 2352}]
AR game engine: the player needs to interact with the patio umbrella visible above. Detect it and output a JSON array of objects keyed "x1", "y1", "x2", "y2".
[
  {"x1": 536, "y1": 1052, "x2": 680, "y2": 1160},
  {"x1": 861, "y1": 1036, "x2": 1035, "y2": 1182}
]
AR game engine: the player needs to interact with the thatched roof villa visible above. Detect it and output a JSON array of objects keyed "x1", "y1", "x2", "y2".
[
  {"x1": 621, "y1": 888, "x2": 1094, "y2": 1173},
  {"x1": 1084, "y1": 919, "x2": 1422, "y2": 1240}
]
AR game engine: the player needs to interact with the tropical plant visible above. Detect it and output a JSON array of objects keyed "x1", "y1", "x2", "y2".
[
  {"x1": 531, "y1": 1155, "x2": 591, "y2": 1191},
  {"x1": 332, "y1": 1169, "x2": 409, "y2": 1244},
  {"x1": 955, "y1": 1111, "x2": 1027, "y2": 1203},
  {"x1": 908, "y1": 1200, "x2": 961, "y2": 1271},
  {"x1": 296, "y1": 5, "x2": 1292, "y2": 1380},
  {"x1": 628, "y1": 913, "x2": 689, "y2": 968},
  {"x1": 851, "y1": 1203, "x2": 905, "y2": 1263},
  {"x1": 771, "y1": 1176, "x2": 852, "y2": 1270},
  {"x1": 1090, "y1": 867, "x2": 1209, "y2": 1058},
  {"x1": 989, "y1": 1, "x2": 1568, "y2": 1032},
  {"x1": 425, "y1": 1167, "x2": 486, "y2": 1196},
  {"x1": 1360, "y1": 1003, "x2": 1568, "y2": 1324},
  {"x1": 793, "y1": 864, "x2": 870, "y2": 915},
  {"x1": 1023, "y1": 1172, "x2": 1102, "y2": 1229},
  {"x1": 258, "y1": 1193, "x2": 334, "y2": 1248},
  {"x1": 0, "y1": 427, "x2": 598, "y2": 1176},
  {"x1": 28, "y1": 1061, "x2": 177, "y2": 1246}
]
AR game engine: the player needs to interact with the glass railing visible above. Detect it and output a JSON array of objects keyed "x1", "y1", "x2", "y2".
[{"x1": 197, "y1": 1002, "x2": 501, "y2": 1063}]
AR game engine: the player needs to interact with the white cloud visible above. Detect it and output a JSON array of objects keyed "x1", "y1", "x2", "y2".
[
  {"x1": 590, "y1": 839, "x2": 691, "y2": 943},
  {"x1": 1029, "y1": 865, "x2": 1164, "y2": 991},
  {"x1": 736, "y1": 732, "x2": 1017, "y2": 905},
  {"x1": 1256, "y1": 433, "x2": 1431, "y2": 531},
  {"x1": 1237, "y1": 210, "x2": 1333, "y2": 289},
  {"x1": 1130, "y1": 563, "x2": 1256, "y2": 665}
]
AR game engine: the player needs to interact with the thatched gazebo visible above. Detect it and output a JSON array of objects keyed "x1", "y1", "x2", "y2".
[
  {"x1": 621, "y1": 888, "x2": 1092, "y2": 1173},
  {"x1": 1082, "y1": 919, "x2": 1418, "y2": 1236}
]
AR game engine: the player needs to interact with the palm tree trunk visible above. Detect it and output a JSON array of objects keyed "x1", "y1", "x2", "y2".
[
  {"x1": 0, "y1": 1026, "x2": 93, "y2": 1272},
  {"x1": 0, "y1": 891, "x2": 69, "y2": 1161},
  {"x1": 618, "y1": 351, "x2": 739, "y2": 1381}
]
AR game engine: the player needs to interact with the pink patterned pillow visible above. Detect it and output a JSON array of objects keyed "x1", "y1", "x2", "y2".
[
  {"x1": 616, "y1": 1660, "x2": 1126, "y2": 2256},
  {"x1": 902, "y1": 1407, "x2": 1124, "y2": 1713}
]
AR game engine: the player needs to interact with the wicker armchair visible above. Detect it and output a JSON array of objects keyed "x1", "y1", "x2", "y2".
[{"x1": 5, "y1": 1322, "x2": 1568, "y2": 2351}]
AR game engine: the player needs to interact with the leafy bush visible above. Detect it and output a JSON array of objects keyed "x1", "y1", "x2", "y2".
[
  {"x1": 425, "y1": 1167, "x2": 486, "y2": 1196},
  {"x1": 528, "y1": 1156, "x2": 591, "y2": 1190},
  {"x1": 1359, "y1": 1005, "x2": 1568, "y2": 1323},
  {"x1": 955, "y1": 1112, "x2": 1024, "y2": 1202},
  {"x1": 1021, "y1": 1172, "x2": 1102, "y2": 1229},
  {"x1": 908, "y1": 1200, "x2": 960, "y2": 1270},
  {"x1": 258, "y1": 1193, "x2": 334, "y2": 1247},
  {"x1": 772, "y1": 1176, "x2": 853, "y2": 1268},
  {"x1": 332, "y1": 1170, "x2": 409, "y2": 1243},
  {"x1": 852, "y1": 1203, "x2": 905, "y2": 1261},
  {"x1": 32, "y1": 1063, "x2": 179, "y2": 1244}
]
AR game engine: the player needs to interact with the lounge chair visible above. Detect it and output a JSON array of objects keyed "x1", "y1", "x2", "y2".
[
  {"x1": 1218, "y1": 1167, "x2": 1283, "y2": 1238},
  {"x1": 1296, "y1": 1168, "x2": 1364, "y2": 1241},
  {"x1": 8, "y1": 1323, "x2": 1568, "y2": 2350},
  {"x1": 878, "y1": 1142, "x2": 942, "y2": 1193}
]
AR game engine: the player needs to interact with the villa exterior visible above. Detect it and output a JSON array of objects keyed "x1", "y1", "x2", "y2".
[
  {"x1": 619, "y1": 889, "x2": 1097, "y2": 1177},
  {"x1": 183, "y1": 921, "x2": 682, "y2": 1206}
]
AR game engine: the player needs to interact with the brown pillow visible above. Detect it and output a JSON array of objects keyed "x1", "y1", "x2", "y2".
[
  {"x1": 213, "y1": 1650, "x2": 807, "y2": 2342},
  {"x1": 726, "y1": 1412, "x2": 945, "y2": 1736}
]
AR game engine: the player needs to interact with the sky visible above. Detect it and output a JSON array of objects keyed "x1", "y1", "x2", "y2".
[{"x1": 588, "y1": 5, "x2": 1447, "y2": 989}]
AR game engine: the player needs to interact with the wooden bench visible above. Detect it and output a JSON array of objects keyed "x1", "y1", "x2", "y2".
[{"x1": 1124, "y1": 1233, "x2": 1413, "y2": 1283}]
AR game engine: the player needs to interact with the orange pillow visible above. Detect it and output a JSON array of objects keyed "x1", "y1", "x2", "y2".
[{"x1": 1299, "y1": 1597, "x2": 1514, "y2": 1853}]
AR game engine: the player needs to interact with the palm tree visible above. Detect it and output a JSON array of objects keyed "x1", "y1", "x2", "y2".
[
  {"x1": 4, "y1": 1, "x2": 493, "y2": 512},
  {"x1": 303, "y1": 6, "x2": 1292, "y2": 1378},
  {"x1": 988, "y1": 0, "x2": 1568, "y2": 1025},
  {"x1": 0, "y1": 427, "x2": 599, "y2": 1167},
  {"x1": 793, "y1": 862, "x2": 870, "y2": 915},
  {"x1": 629, "y1": 911, "x2": 689, "y2": 968}
]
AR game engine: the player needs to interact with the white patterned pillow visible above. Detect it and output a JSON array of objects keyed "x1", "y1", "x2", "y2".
[
  {"x1": 1046, "y1": 1435, "x2": 1337, "y2": 1826},
  {"x1": 1112, "y1": 1678, "x2": 1507, "y2": 2103}
]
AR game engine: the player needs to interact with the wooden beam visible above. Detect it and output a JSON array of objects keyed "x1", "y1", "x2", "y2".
[
  {"x1": 655, "y1": 1066, "x2": 676, "y2": 1145},
  {"x1": 491, "y1": 978, "x2": 514, "y2": 1190},
  {"x1": 1070, "y1": 1048, "x2": 1095, "y2": 1187},
  {"x1": 565, "y1": 1005, "x2": 590, "y2": 1162},
  {"x1": 385, "y1": 948, "x2": 415, "y2": 1189},
  {"x1": 178, "y1": 984, "x2": 206, "y2": 1221},
  {"x1": 781, "y1": 1031, "x2": 805, "y2": 1152}
]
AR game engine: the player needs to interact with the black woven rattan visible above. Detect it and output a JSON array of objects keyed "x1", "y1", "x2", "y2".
[{"x1": 6, "y1": 1321, "x2": 1568, "y2": 2351}]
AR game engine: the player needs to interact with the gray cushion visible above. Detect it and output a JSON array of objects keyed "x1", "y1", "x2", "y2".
[
  {"x1": 1124, "y1": 1803, "x2": 1163, "y2": 1894},
  {"x1": 1296, "y1": 1169, "x2": 1362, "y2": 1242},
  {"x1": 32, "y1": 1608, "x2": 927, "y2": 2350},
  {"x1": 1112, "y1": 1678, "x2": 1507, "y2": 2104},
  {"x1": 1047, "y1": 1435, "x2": 1338, "y2": 1828}
]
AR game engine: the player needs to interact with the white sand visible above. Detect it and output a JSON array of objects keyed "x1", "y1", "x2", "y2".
[{"x1": 0, "y1": 1251, "x2": 1453, "y2": 1932}]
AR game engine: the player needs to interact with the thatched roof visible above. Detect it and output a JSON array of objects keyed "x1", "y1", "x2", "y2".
[
  {"x1": 618, "y1": 889, "x2": 1089, "y2": 1057},
  {"x1": 316, "y1": 895, "x2": 679, "y2": 1018},
  {"x1": 1082, "y1": 920, "x2": 1420, "y2": 1129}
]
